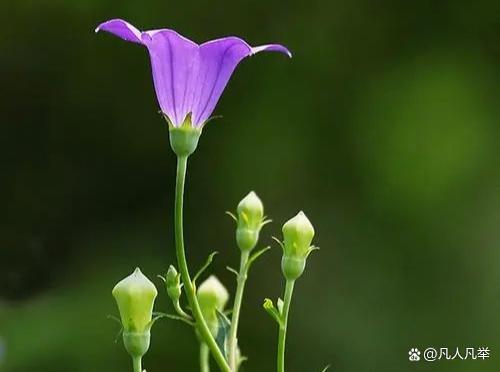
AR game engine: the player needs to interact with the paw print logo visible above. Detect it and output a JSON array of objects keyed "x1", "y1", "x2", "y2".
[{"x1": 409, "y1": 348, "x2": 421, "y2": 362}]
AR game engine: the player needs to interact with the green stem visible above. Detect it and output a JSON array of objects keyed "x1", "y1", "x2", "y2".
[
  {"x1": 227, "y1": 250, "x2": 250, "y2": 370},
  {"x1": 200, "y1": 343, "x2": 211, "y2": 372},
  {"x1": 277, "y1": 280, "x2": 295, "y2": 372},
  {"x1": 174, "y1": 155, "x2": 231, "y2": 372},
  {"x1": 132, "y1": 357, "x2": 142, "y2": 372}
]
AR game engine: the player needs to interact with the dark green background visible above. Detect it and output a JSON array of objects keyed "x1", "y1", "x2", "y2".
[{"x1": 1, "y1": 0, "x2": 499, "y2": 371}]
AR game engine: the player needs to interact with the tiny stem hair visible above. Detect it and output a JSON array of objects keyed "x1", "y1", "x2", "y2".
[
  {"x1": 174, "y1": 155, "x2": 231, "y2": 372},
  {"x1": 227, "y1": 250, "x2": 250, "y2": 369},
  {"x1": 277, "y1": 280, "x2": 295, "y2": 372},
  {"x1": 200, "y1": 343, "x2": 211, "y2": 372}
]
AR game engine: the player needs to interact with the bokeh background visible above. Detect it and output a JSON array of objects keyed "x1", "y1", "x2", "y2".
[{"x1": 1, "y1": 0, "x2": 500, "y2": 371}]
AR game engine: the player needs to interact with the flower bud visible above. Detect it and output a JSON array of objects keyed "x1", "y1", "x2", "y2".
[
  {"x1": 197, "y1": 275, "x2": 229, "y2": 335},
  {"x1": 236, "y1": 191, "x2": 265, "y2": 251},
  {"x1": 165, "y1": 265, "x2": 182, "y2": 303},
  {"x1": 281, "y1": 211, "x2": 315, "y2": 280},
  {"x1": 113, "y1": 268, "x2": 158, "y2": 359}
]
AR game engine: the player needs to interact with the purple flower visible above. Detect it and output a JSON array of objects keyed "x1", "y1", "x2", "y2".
[{"x1": 96, "y1": 19, "x2": 291, "y2": 128}]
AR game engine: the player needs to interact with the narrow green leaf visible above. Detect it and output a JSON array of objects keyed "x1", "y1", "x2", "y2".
[
  {"x1": 246, "y1": 246, "x2": 271, "y2": 271},
  {"x1": 152, "y1": 311, "x2": 194, "y2": 326},
  {"x1": 193, "y1": 251, "x2": 219, "y2": 284}
]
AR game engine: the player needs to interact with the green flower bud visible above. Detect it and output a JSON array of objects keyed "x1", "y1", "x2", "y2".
[
  {"x1": 165, "y1": 265, "x2": 182, "y2": 303},
  {"x1": 113, "y1": 268, "x2": 158, "y2": 359},
  {"x1": 236, "y1": 191, "x2": 265, "y2": 251},
  {"x1": 168, "y1": 116, "x2": 202, "y2": 157},
  {"x1": 197, "y1": 275, "x2": 229, "y2": 335},
  {"x1": 281, "y1": 211, "x2": 316, "y2": 280}
]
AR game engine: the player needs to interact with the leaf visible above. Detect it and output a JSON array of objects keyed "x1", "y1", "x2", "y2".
[
  {"x1": 193, "y1": 251, "x2": 219, "y2": 284},
  {"x1": 246, "y1": 246, "x2": 271, "y2": 271},
  {"x1": 263, "y1": 298, "x2": 283, "y2": 327},
  {"x1": 152, "y1": 312, "x2": 194, "y2": 327},
  {"x1": 321, "y1": 364, "x2": 331, "y2": 372},
  {"x1": 215, "y1": 309, "x2": 232, "y2": 359}
]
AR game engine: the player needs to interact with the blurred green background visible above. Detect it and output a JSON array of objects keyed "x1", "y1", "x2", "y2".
[{"x1": 1, "y1": 0, "x2": 500, "y2": 371}]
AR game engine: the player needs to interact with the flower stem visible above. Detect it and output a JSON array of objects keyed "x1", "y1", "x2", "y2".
[
  {"x1": 277, "y1": 280, "x2": 295, "y2": 372},
  {"x1": 132, "y1": 357, "x2": 142, "y2": 372},
  {"x1": 227, "y1": 250, "x2": 250, "y2": 370},
  {"x1": 174, "y1": 155, "x2": 231, "y2": 372},
  {"x1": 200, "y1": 343, "x2": 211, "y2": 372}
]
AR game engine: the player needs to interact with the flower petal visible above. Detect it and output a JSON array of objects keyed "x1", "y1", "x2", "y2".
[
  {"x1": 96, "y1": 20, "x2": 291, "y2": 127},
  {"x1": 191, "y1": 38, "x2": 291, "y2": 126},
  {"x1": 251, "y1": 44, "x2": 292, "y2": 58},
  {"x1": 142, "y1": 30, "x2": 200, "y2": 126},
  {"x1": 95, "y1": 19, "x2": 143, "y2": 44}
]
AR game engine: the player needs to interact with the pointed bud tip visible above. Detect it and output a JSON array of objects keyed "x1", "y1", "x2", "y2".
[
  {"x1": 237, "y1": 191, "x2": 264, "y2": 222},
  {"x1": 283, "y1": 211, "x2": 314, "y2": 235},
  {"x1": 238, "y1": 191, "x2": 263, "y2": 208},
  {"x1": 197, "y1": 275, "x2": 229, "y2": 310}
]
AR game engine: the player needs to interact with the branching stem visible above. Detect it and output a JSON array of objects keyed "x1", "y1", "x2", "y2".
[
  {"x1": 227, "y1": 250, "x2": 250, "y2": 370},
  {"x1": 277, "y1": 280, "x2": 295, "y2": 372},
  {"x1": 174, "y1": 155, "x2": 230, "y2": 372}
]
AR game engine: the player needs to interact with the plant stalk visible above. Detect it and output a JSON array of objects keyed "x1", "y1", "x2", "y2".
[
  {"x1": 277, "y1": 280, "x2": 295, "y2": 372},
  {"x1": 174, "y1": 155, "x2": 231, "y2": 372},
  {"x1": 132, "y1": 357, "x2": 142, "y2": 372},
  {"x1": 227, "y1": 250, "x2": 250, "y2": 370},
  {"x1": 200, "y1": 342, "x2": 211, "y2": 372}
]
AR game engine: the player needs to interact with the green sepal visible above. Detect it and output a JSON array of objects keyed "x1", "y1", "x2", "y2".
[
  {"x1": 307, "y1": 245, "x2": 320, "y2": 257},
  {"x1": 263, "y1": 298, "x2": 284, "y2": 327},
  {"x1": 272, "y1": 236, "x2": 285, "y2": 250},
  {"x1": 215, "y1": 309, "x2": 232, "y2": 359},
  {"x1": 168, "y1": 115, "x2": 202, "y2": 157},
  {"x1": 238, "y1": 355, "x2": 248, "y2": 370},
  {"x1": 107, "y1": 315, "x2": 124, "y2": 343},
  {"x1": 225, "y1": 211, "x2": 237, "y2": 223},
  {"x1": 193, "y1": 251, "x2": 219, "y2": 284},
  {"x1": 226, "y1": 266, "x2": 239, "y2": 277}
]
